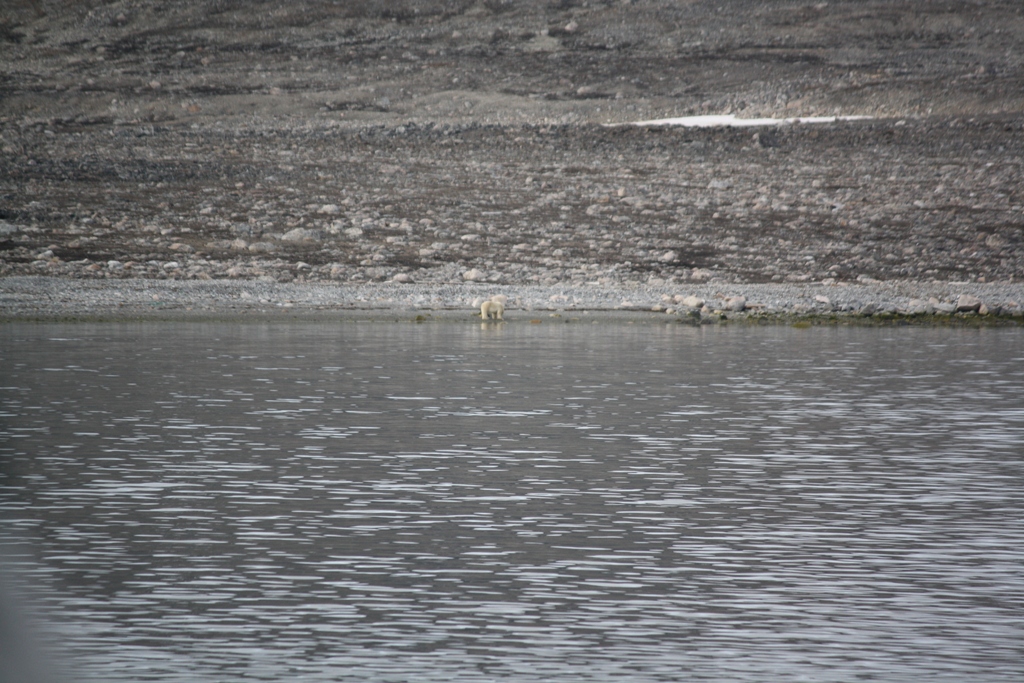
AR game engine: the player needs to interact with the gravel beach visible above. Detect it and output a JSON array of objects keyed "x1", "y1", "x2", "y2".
[
  {"x1": 3, "y1": 276, "x2": 1022, "y2": 324},
  {"x1": 3, "y1": 1, "x2": 1023, "y2": 322}
]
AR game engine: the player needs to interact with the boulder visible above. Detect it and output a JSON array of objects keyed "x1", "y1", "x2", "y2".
[
  {"x1": 724, "y1": 295, "x2": 746, "y2": 312},
  {"x1": 906, "y1": 298, "x2": 934, "y2": 315},
  {"x1": 679, "y1": 295, "x2": 705, "y2": 309},
  {"x1": 956, "y1": 294, "x2": 982, "y2": 312},
  {"x1": 281, "y1": 227, "x2": 321, "y2": 243}
]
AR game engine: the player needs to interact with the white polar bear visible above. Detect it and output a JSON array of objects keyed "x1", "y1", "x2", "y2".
[{"x1": 480, "y1": 300, "x2": 504, "y2": 320}]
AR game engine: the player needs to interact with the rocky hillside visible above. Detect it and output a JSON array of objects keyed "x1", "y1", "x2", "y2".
[{"x1": 2, "y1": 0, "x2": 1022, "y2": 285}]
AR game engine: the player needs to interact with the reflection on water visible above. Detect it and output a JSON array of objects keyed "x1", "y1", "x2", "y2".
[{"x1": 1, "y1": 322, "x2": 1023, "y2": 682}]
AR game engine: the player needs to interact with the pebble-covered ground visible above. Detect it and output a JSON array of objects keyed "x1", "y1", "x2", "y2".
[
  {"x1": 4, "y1": 119, "x2": 1024, "y2": 289},
  {"x1": 2, "y1": 1, "x2": 1023, "y2": 318}
]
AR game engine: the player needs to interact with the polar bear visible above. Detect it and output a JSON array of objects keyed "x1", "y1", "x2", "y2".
[{"x1": 480, "y1": 300, "x2": 504, "y2": 320}]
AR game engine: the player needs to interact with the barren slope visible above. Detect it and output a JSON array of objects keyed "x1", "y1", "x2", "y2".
[{"x1": 2, "y1": 0, "x2": 1022, "y2": 285}]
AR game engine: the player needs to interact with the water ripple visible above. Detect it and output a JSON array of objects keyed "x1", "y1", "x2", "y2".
[{"x1": 1, "y1": 324, "x2": 1023, "y2": 682}]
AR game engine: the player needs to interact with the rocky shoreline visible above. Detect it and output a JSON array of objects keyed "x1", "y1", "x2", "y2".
[
  {"x1": 3, "y1": 1, "x2": 1022, "y2": 310},
  {"x1": 2, "y1": 276, "x2": 1021, "y2": 325}
]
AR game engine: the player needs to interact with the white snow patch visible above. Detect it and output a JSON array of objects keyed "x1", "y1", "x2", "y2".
[{"x1": 617, "y1": 114, "x2": 873, "y2": 128}]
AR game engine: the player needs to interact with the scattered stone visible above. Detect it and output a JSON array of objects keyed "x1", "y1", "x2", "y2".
[
  {"x1": 934, "y1": 302, "x2": 956, "y2": 314},
  {"x1": 859, "y1": 302, "x2": 878, "y2": 316},
  {"x1": 985, "y1": 233, "x2": 1007, "y2": 249}
]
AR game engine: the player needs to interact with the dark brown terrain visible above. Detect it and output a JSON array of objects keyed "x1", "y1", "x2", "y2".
[{"x1": 2, "y1": 0, "x2": 1023, "y2": 286}]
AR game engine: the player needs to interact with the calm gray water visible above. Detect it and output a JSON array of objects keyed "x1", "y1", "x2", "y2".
[{"x1": 1, "y1": 322, "x2": 1023, "y2": 682}]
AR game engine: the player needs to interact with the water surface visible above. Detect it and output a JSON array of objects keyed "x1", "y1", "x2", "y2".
[{"x1": 2, "y1": 322, "x2": 1023, "y2": 682}]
